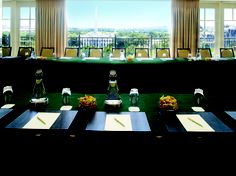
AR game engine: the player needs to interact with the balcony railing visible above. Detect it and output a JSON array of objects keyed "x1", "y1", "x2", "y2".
[{"x1": 67, "y1": 35, "x2": 170, "y2": 56}]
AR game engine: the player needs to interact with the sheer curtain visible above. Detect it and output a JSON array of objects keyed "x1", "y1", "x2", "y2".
[
  {"x1": 171, "y1": 0, "x2": 199, "y2": 58},
  {"x1": 35, "y1": 0, "x2": 66, "y2": 57}
]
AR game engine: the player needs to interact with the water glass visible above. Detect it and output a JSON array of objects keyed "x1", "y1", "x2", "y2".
[{"x1": 129, "y1": 88, "x2": 139, "y2": 107}]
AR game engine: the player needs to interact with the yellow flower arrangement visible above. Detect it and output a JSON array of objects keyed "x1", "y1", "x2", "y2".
[
  {"x1": 159, "y1": 95, "x2": 178, "y2": 111},
  {"x1": 127, "y1": 55, "x2": 134, "y2": 62},
  {"x1": 78, "y1": 95, "x2": 97, "y2": 110}
]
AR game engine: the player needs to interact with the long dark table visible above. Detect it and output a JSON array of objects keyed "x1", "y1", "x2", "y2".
[
  {"x1": 1, "y1": 57, "x2": 236, "y2": 162},
  {"x1": 0, "y1": 92, "x2": 235, "y2": 165},
  {"x1": 0, "y1": 92, "x2": 235, "y2": 135},
  {"x1": 1, "y1": 57, "x2": 236, "y2": 94}
]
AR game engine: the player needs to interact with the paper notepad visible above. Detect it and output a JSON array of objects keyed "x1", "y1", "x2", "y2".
[
  {"x1": 176, "y1": 114, "x2": 215, "y2": 132},
  {"x1": 104, "y1": 114, "x2": 132, "y2": 131},
  {"x1": 23, "y1": 112, "x2": 60, "y2": 129}
]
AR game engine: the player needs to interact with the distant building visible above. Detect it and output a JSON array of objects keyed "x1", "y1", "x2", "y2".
[
  {"x1": 80, "y1": 32, "x2": 115, "y2": 47},
  {"x1": 224, "y1": 26, "x2": 236, "y2": 38}
]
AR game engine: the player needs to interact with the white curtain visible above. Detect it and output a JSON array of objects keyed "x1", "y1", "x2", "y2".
[
  {"x1": 35, "y1": 0, "x2": 66, "y2": 57},
  {"x1": 171, "y1": 0, "x2": 200, "y2": 57}
]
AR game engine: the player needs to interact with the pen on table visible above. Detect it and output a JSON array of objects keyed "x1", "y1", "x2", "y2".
[
  {"x1": 114, "y1": 118, "x2": 125, "y2": 127},
  {"x1": 37, "y1": 116, "x2": 46, "y2": 125},
  {"x1": 187, "y1": 117, "x2": 203, "y2": 127}
]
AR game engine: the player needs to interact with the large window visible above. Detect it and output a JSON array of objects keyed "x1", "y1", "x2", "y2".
[
  {"x1": 200, "y1": 8, "x2": 215, "y2": 50},
  {"x1": 2, "y1": 7, "x2": 11, "y2": 47},
  {"x1": 19, "y1": 7, "x2": 35, "y2": 47},
  {"x1": 224, "y1": 8, "x2": 236, "y2": 48},
  {"x1": 65, "y1": 0, "x2": 171, "y2": 57}
]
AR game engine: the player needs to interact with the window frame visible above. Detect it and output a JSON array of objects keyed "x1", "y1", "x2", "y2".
[
  {"x1": 19, "y1": 6, "x2": 36, "y2": 48},
  {"x1": 200, "y1": 1, "x2": 236, "y2": 57},
  {"x1": 2, "y1": 0, "x2": 36, "y2": 56},
  {"x1": 222, "y1": 4, "x2": 236, "y2": 49}
]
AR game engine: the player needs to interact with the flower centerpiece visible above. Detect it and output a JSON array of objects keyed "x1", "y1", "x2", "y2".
[
  {"x1": 127, "y1": 55, "x2": 134, "y2": 62},
  {"x1": 159, "y1": 95, "x2": 178, "y2": 122},
  {"x1": 78, "y1": 95, "x2": 97, "y2": 111},
  {"x1": 159, "y1": 95, "x2": 178, "y2": 111}
]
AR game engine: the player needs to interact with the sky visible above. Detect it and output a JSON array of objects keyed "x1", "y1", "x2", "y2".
[{"x1": 66, "y1": 0, "x2": 171, "y2": 29}]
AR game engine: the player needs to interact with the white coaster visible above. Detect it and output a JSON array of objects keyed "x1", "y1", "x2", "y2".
[
  {"x1": 191, "y1": 106, "x2": 205, "y2": 112},
  {"x1": 1, "y1": 104, "x2": 15, "y2": 109},
  {"x1": 60, "y1": 105, "x2": 72, "y2": 110},
  {"x1": 128, "y1": 106, "x2": 140, "y2": 112}
]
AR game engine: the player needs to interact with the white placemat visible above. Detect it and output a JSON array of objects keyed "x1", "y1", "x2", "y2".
[
  {"x1": 104, "y1": 114, "x2": 132, "y2": 131},
  {"x1": 23, "y1": 112, "x2": 60, "y2": 129},
  {"x1": 176, "y1": 114, "x2": 215, "y2": 132}
]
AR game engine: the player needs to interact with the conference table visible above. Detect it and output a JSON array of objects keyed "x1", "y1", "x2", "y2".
[
  {"x1": 1, "y1": 56, "x2": 236, "y2": 94},
  {"x1": 0, "y1": 56, "x2": 236, "y2": 157}
]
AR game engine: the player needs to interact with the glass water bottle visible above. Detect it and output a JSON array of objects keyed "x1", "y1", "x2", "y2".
[
  {"x1": 106, "y1": 70, "x2": 120, "y2": 100},
  {"x1": 32, "y1": 69, "x2": 47, "y2": 99}
]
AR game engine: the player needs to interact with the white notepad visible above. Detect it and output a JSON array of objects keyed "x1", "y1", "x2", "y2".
[
  {"x1": 104, "y1": 114, "x2": 132, "y2": 131},
  {"x1": 23, "y1": 112, "x2": 60, "y2": 129},
  {"x1": 176, "y1": 114, "x2": 215, "y2": 132}
]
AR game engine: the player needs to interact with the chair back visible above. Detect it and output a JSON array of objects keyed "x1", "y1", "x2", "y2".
[
  {"x1": 177, "y1": 48, "x2": 191, "y2": 58},
  {"x1": 220, "y1": 48, "x2": 235, "y2": 58},
  {"x1": 40, "y1": 47, "x2": 55, "y2": 57},
  {"x1": 89, "y1": 48, "x2": 103, "y2": 57},
  {"x1": 112, "y1": 48, "x2": 126, "y2": 58},
  {"x1": 135, "y1": 48, "x2": 149, "y2": 58},
  {"x1": 2, "y1": 47, "x2": 12, "y2": 57},
  {"x1": 65, "y1": 47, "x2": 79, "y2": 57},
  {"x1": 197, "y1": 48, "x2": 212, "y2": 58},
  {"x1": 18, "y1": 47, "x2": 33, "y2": 58},
  {"x1": 156, "y1": 48, "x2": 170, "y2": 58}
]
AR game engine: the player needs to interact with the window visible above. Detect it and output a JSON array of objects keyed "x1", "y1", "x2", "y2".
[
  {"x1": 19, "y1": 7, "x2": 35, "y2": 47},
  {"x1": 2, "y1": 7, "x2": 11, "y2": 47},
  {"x1": 65, "y1": 0, "x2": 171, "y2": 57},
  {"x1": 200, "y1": 8, "x2": 215, "y2": 49},
  {"x1": 224, "y1": 8, "x2": 236, "y2": 48}
]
